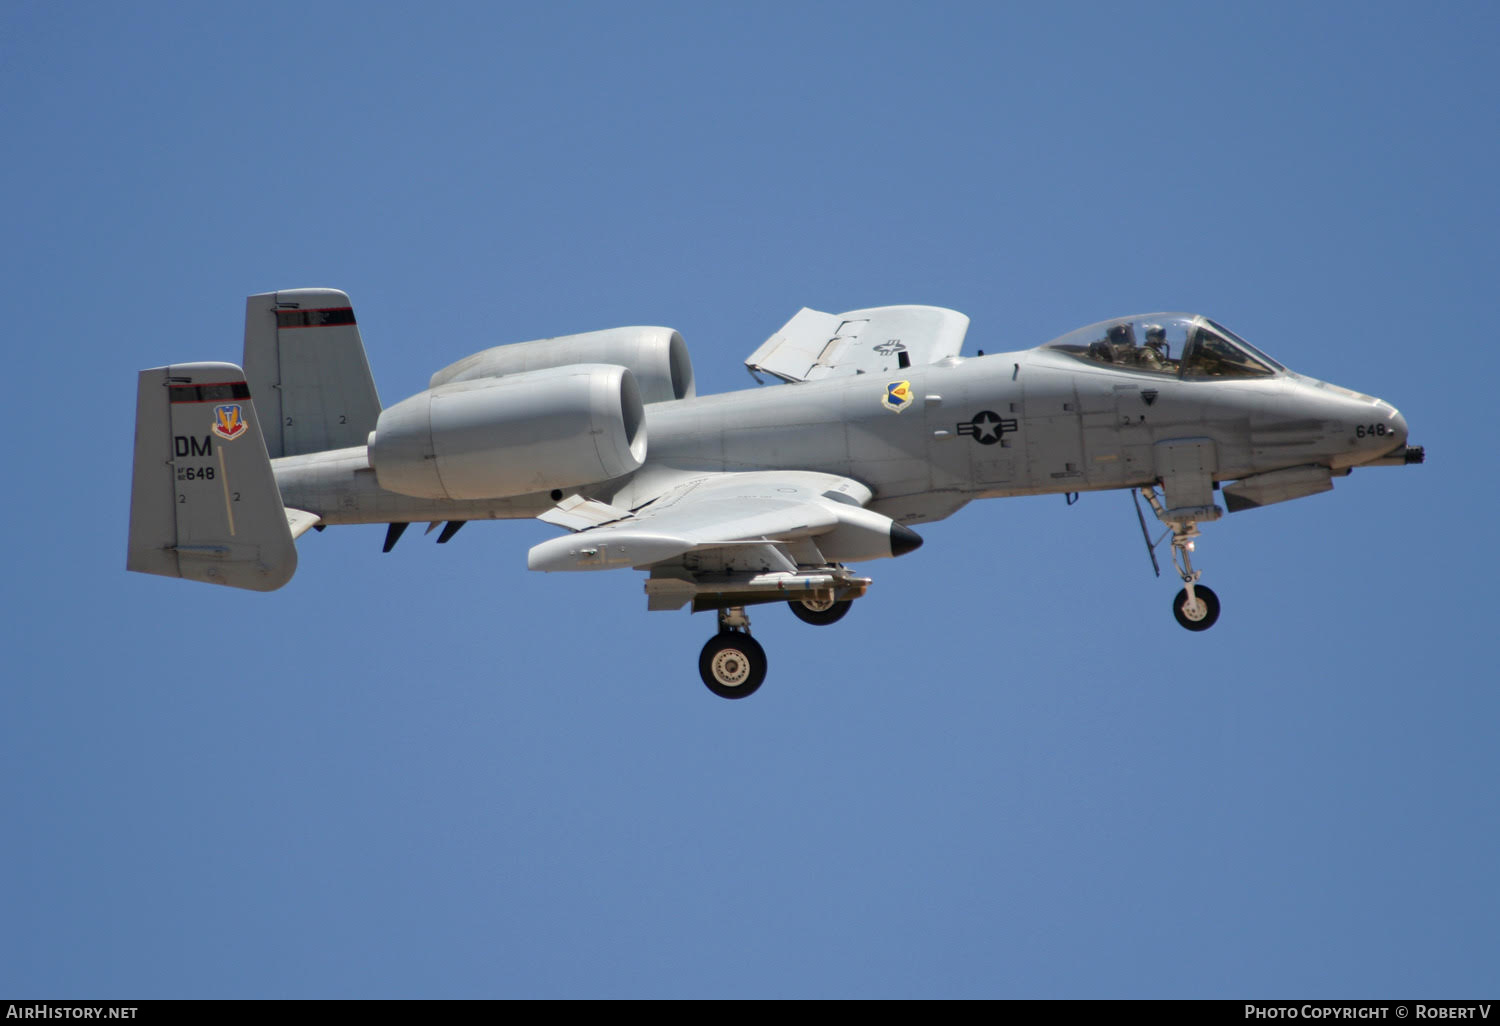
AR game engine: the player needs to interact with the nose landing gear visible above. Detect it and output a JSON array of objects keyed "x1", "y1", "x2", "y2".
[
  {"x1": 1164, "y1": 519, "x2": 1221, "y2": 631},
  {"x1": 1135, "y1": 486, "x2": 1223, "y2": 632}
]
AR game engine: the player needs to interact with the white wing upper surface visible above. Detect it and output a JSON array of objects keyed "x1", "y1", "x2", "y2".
[
  {"x1": 744, "y1": 305, "x2": 969, "y2": 383},
  {"x1": 527, "y1": 471, "x2": 872, "y2": 572}
]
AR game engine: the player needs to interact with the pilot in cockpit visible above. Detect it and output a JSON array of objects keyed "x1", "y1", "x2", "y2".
[
  {"x1": 1141, "y1": 323, "x2": 1169, "y2": 370},
  {"x1": 1082, "y1": 322, "x2": 1177, "y2": 373}
]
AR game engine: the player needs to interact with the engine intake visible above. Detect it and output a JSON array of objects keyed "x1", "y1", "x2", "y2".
[{"x1": 368, "y1": 364, "x2": 646, "y2": 500}]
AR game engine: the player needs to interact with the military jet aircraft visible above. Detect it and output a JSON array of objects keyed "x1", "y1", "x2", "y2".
[{"x1": 128, "y1": 290, "x2": 1422, "y2": 698}]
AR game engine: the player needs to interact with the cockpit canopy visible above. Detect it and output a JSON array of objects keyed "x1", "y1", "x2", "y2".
[{"x1": 1041, "y1": 313, "x2": 1284, "y2": 380}]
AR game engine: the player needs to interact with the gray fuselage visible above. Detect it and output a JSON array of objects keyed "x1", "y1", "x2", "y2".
[{"x1": 272, "y1": 347, "x2": 1407, "y2": 530}]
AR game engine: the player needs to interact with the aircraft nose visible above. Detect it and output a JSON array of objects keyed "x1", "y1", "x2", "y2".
[
  {"x1": 1381, "y1": 402, "x2": 1408, "y2": 451},
  {"x1": 1348, "y1": 399, "x2": 1407, "y2": 463}
]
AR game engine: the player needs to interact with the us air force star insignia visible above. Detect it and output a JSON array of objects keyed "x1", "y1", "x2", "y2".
[
  {"x1": 957, "y1": 410, "x2": 1017, "y2": 445},
  {"x1": 883, "y1": 380, "x2": 914, "y2": 412},
  {"x1": 873, "y1": 340, "x2": 907, "y2": 356}
]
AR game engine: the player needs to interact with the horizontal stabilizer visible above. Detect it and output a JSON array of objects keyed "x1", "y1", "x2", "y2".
[{"x1": 285, "y1": 508, "x2": 321, "y2": 540}]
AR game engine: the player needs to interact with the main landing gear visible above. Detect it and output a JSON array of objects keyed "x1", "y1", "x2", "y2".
[
  {"x1": 686, "y1": 569, "x2": 867, "y2": 699},
  {"x1": 695, "y1": 591, "x2": 858, "y2": 699},
  {"x1": 1134, "y1": 486, "x2": 1223, "y2": 632},
  {"x1": 698, "y1": 607, "x2": 768, "y2": 700},
  {"x1": 787, "y1": 593, "x2": 852, "y2": 626}
]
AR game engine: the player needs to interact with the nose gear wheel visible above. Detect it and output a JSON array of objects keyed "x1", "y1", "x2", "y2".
[{"x1": 1172, "y1": 584, "x2": 1220, "y2": 631}]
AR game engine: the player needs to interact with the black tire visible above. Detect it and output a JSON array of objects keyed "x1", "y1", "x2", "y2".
[
  {"x1": 788, "y1": 596, "x2": 852, "y2": 627},
  {"x1": 698, "y1": 632, "x2": 768, "y2": 699},
  {"x1": 1172, "y1": 585, "x2": 1221, "y2": 631}
]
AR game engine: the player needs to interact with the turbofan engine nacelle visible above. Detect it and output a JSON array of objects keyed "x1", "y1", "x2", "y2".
[
  {"x1": 428, "y1": 326, "x2": 695, "y2": 404},
  {"x1": 368, "y1": 363, "x2": 647, "y2": 501}
]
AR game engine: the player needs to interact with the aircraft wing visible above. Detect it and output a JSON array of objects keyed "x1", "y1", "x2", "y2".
[
  {"x1": 527, "y1": 470, "x2": 874, "y2": 573},
  {"x1": 744, "y1": 305, "x2": 970, "y2": 383}
]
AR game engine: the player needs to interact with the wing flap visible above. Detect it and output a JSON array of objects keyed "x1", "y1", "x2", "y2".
[
  {"x1": 527, "y1": 502, "x2": 839, "y2": 572},
  {"x1": 746, "y1": 305, "x2": 970, "y2": 382},
  {"x1": 743, "y1": 308, "x2": 846, "y2": 382},
  {"x1": 536, "y1": 494, "x2": 636, "y2": 531},
  {"x1": 527, "y1": 471, "x2": 867, "y2": 572}
]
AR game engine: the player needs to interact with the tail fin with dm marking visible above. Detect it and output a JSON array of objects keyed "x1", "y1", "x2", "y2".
[{"x1": 127, "y1": 362, "x2": 309, "y2": 591}]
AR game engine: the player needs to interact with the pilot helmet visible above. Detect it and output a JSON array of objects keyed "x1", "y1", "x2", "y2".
[{"x1": 1144, "y1": 323, "x2": 1166, "y2": 347}]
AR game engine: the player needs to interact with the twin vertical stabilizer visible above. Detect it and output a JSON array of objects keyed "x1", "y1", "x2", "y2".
[
  {"x1": 242, "y1": 288, "x2": 382, "y2": 459},
  {"x1": 127, "y1": 363, "x2": 299, "y2": 590},
  {"x1": 127, "y1": 289, "x2": 383, "y2": 591}
]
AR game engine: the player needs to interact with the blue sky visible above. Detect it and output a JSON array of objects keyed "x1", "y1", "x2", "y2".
[{"x1": 2, "y1": 0, "x2": 1496, "y2": 999}]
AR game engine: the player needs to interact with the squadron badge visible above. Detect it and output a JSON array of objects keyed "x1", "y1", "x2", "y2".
[
  {"x1": 212, "y1": 403, "x2": 247, "y2": 441},
  {"x1": 882, "y1": 380, "x2": 913, "y2": 413}
]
